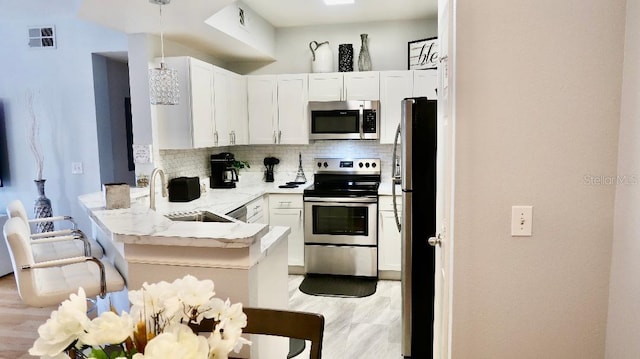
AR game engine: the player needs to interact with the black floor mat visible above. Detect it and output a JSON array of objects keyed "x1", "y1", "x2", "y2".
[{"x1": 299, "y1": 274, "x2": 377, "y2": 298}]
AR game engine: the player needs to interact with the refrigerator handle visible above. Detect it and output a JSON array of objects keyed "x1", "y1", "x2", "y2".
[{"x1": 392, "y1": 123, "x2": 402, "y2": 232}]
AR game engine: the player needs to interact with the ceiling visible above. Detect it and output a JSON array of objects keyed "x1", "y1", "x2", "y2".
[
  {"x1": 240, "y1": 0, "x2": 437, "y2": 28},
  {"x1": 77, "y1": 0, "x2": 437, "y2": 62}
]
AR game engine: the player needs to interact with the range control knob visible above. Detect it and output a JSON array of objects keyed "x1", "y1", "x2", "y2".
[
  {"x1": 359, "y1": 162, "x2": 364, "y2": 168},
  {"x1": 317, "y1": 162, "x2": 322, "y2": 168},
  {"x1": 372, "y1": 162, "x2": 377, "y2": 168},
  {"x1": 323, "y1": 162, "x2": 328, "y2": 168},
  {"x1": 365, "y1": 162, "x2": 370, "y2": 168}
]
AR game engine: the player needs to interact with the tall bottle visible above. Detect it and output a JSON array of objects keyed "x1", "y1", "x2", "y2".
[{"x1": 358, "y1": 33, "x2": 372, "y2": 71}]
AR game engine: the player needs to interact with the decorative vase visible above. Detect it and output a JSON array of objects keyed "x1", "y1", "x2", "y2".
[
  {"x1": 338, "y1": 44, "x2": 354, "y2": 72},
  {"x1": 309, "y1": 40, "x2": 334, "y2": 73},
  {"x1": 34, "y1": 179, "x2": 54, "y2": 233},
  {"x1": 358, "y1": 34, "x2": 372, "y2": 72}
]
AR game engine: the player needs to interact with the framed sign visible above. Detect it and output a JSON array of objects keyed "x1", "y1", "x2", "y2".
[{"x1": 408, "y1": 37, "x2": 438, "y2": 70}]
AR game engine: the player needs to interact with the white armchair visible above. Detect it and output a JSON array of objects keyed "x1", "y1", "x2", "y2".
[
  {"x1": 6, "y1": 200, "x2": 104, "y2": 262},
  {"x1": 2, "y1": 217, "x2": 125, "y2": 307}
]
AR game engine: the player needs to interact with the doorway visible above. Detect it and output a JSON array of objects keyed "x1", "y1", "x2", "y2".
[{"x1": 91, "y1": 53, "x2": 135, "y2": 186}]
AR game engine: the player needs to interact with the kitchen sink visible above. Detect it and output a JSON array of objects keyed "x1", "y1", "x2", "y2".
[{"x1": 164, "y1": 210, "x2": 232, "y2": 223}]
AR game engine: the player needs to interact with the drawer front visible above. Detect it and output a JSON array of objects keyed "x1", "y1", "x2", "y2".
[
  {"x1": 379, "y1": 195, "x2": 402, "y2": 212},
  {"x1": 246, "y1": 196, "x2": 265, "y2": 218},
  {"x1": 269, "y1": 194, "x2": 303, "y2": 209},
  {"x1": 305, "y1": 244, "x2": 377, "y2": 277}
]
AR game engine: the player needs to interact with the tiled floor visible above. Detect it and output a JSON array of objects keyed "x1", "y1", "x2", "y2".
[{"x1": 288, "y1": 275, "x2": 402, "y2": 359}]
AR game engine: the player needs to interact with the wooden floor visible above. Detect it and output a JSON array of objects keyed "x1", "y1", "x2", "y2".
[
  {"x1": 0, "y1": 273, "x2": 402, "y2": 359},
  {"x1": 0, "y1": 274, "x2": 56, "y2": 359}
]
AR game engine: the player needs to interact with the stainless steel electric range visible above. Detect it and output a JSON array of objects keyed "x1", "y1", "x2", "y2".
[{"x1": 303, "y1": 158, "x2": 381, "y2": 278}]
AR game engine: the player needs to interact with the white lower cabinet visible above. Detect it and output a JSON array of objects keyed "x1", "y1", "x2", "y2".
[
  {"x1": 378, "y1": 195, "x2": 402, "y2": 273},
  {"x1": 268, "y1": 194, "x2": 304, "y2": 267},
  {"x1": 245, "y1": 195, "x2": 265, "y2": 224}
]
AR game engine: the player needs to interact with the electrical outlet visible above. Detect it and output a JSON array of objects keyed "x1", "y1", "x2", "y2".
[
  {"x1": 511, "y1": 205, "x2": 533, "y2": 236},
  {"x1": 71, "y1": 162, "x2": 83, "y2": 175}
]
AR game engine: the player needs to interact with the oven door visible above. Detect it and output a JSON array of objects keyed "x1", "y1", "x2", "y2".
[{"x1": 303, "y1": 196, "x2": 378, "y2": 246}]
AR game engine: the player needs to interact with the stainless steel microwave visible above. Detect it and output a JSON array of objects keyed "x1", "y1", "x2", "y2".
[{"x1": 308, "y1": 100, "x2": 380, "y2": 140}]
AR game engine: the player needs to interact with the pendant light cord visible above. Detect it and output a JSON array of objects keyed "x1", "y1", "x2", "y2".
[{"x1": 159, "y1": 4, "x2": 166, "y2": 64}]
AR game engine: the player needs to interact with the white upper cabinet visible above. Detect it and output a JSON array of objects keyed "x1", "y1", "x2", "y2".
[
  {"x1": 247, "y1": 74, "x2": 308, "y2": 145},
  {"x1": 308, "y1": 72, "x2": 379, "y2": 101},
  {"x1": 378, "y1": 70, "x2": 438, "y2": 144},
  {"x1": 413, "y1": 69, "x2": 438, "y2": 99},
  {"x1": 343, "y1": 72, "x2": 380, "y2": 100},
  {"x1": 213, "y1": 66, "x2": 248, "y2": 146},
  {"x1": 247, "y1": 75, "x2": 278, "y2": 144},
  {"x1": 379, "y1": 71, "x2": 414, "y2": 144},
  {"x1": 308, "y1": 73, "x2": 343, "y2": 101},
  {"x1": 213, "y1": 66, "x2": 231, "y2": 147},
  {"x1": 230, "y1": 74, "x2": 248, "y2": 145},
  {"x1": 155, "y1": 57, "x2": 215, "y2": 149},
  {"x1": 277, "y1": 74, "x2": 308, "y2": 144}
]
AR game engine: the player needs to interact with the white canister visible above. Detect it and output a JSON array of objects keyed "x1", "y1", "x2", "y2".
[{"x1": 310, "y1": 41, "x2": 334, "y2": 73}]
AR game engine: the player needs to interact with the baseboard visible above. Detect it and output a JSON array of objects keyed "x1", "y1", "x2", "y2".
[
  {"x1": 288, "y1": 265, "x2": 305, "y2": 275},
  {"x1": 378, "y1": 270, "x2": 401, "y2": 281}
]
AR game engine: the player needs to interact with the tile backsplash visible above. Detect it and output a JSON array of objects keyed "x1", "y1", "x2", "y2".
[{"x1": 158, "y1": 141, "x2": 395, "y2": 182}]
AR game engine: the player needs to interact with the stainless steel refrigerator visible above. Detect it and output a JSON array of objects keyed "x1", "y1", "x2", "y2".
[{"x1": 393, "y1": 97, "x2": 437, "y2": 358}]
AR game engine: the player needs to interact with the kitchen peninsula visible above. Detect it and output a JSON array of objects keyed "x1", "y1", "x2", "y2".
[
  {"x1": 79, "y1": 179, "x2": 306, "y2": 357},
  {"x1": 78, "y1": 179, "x2": 297, "y2": 312}
]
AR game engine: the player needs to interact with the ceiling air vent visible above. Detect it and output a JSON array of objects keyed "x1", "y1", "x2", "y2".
[
  {"x1": 238, "y1": 6, "x2": 246, "y2": 27},
  {"x1": 28, "y1": 26, "x2": 56, "y2": 49}
]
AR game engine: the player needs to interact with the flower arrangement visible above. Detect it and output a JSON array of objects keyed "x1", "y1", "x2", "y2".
[{"x1": 29, "y1": 275, "x2": 250, "y2": 359}]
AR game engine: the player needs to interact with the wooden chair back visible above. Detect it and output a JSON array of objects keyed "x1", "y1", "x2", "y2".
[{"x1": 190, "y1": 306, "x2": 325, "y2": 359}]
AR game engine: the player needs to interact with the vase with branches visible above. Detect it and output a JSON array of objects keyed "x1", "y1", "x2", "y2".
[{"x1": 26, "y1": 91, "x2": 53, "y2": 232}]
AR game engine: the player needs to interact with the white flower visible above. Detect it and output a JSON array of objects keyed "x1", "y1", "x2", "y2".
[
  {"x1": 171, "y1": 275, "x2": 217, "y2": 323},
  {"x1": 134, "y1": 324, "x2": 209, "y2": 359},
  {"x1": 206, "y1": 325, "x2": 250, "y2": 359},
  {"x1": 80, "y1": 311, "x2": 135, "y2": 346},
  {"x1": 29, "y1": 288, "x2": 90, "y2": 357},
  {"x1": 129, "y1": 280, "x2": 177, "y2": 328},
  {"x1": 218, "y1": 301, "x2": 247, "y2": 333}
]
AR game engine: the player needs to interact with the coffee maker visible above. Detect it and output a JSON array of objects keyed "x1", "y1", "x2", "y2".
[{"x1": 210, "y1": 152, "x2": 238, "y2": 188}]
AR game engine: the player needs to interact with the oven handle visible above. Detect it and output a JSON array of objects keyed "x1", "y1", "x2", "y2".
[{"x1": 304, "y1": 196, "x2": 378, "y2": 203}]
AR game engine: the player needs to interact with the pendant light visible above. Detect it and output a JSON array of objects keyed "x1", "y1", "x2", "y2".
[{"x1": 148, "y1": 0, "x2": 179, "y2": 105}]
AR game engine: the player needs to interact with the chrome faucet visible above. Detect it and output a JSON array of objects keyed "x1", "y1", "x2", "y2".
[{"x1": 149, "y1": 168, "x2": 167, "y2": 211}]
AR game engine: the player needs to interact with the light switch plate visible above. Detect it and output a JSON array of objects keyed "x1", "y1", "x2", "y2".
[
  {"x1": 511, "y1": 205, "x2": 533, "y2": 236},
  {"x1": 71, "y1": 162, "x2": 83, "y2": 174}
]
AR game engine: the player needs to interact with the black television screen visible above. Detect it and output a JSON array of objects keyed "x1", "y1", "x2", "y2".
[{"x1": 0, "y1": 101, "x2": 7, "y2": 187}]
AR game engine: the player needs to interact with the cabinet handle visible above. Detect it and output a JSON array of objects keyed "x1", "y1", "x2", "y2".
[
  {"x1": 273, "y1": 131, "x2": 277, "y2": 144},
  {"x1": 299, "y1": 209, "x2": 302, "y2": 221},
  {"x1": 278, "y1": 130, "x2": 282, "y2": 143},
  {"x1": 214, "y1": 131, "x2": 219, "y2": 146}
]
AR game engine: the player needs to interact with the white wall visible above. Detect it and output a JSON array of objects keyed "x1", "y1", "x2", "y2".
[
  {"x1": 452, "y1": 1, "x2": 625, "y2": 358},
  {"x1": 205, "y1": 0, "x2": 276, "y2": 59},
  {"x1": 229, "y1": 18, "x2": 436, "y2": 75},
  {"x1": 0, "y1": 6, "x2": 127, "y2": 231},
  {"x1": 605, "y1": 0, "x2": 640, "y2": 357}
]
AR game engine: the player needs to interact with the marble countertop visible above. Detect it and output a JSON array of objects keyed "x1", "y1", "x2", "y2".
[{"x1": 78, "y1": 172, "x2": 310, "y2": 250}]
